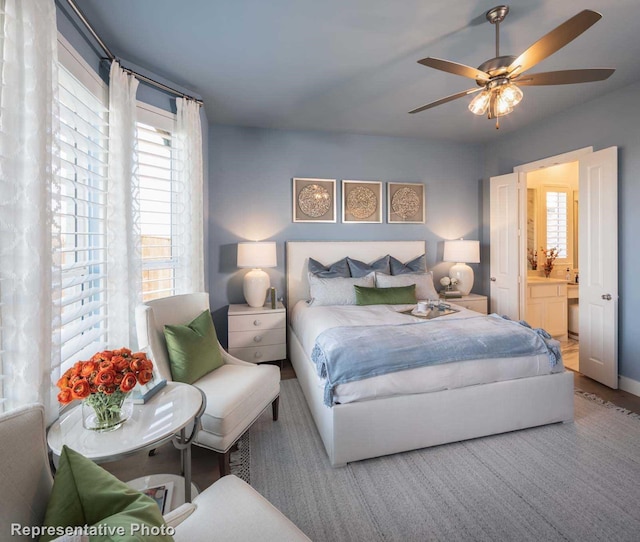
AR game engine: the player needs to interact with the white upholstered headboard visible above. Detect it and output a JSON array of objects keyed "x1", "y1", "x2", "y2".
[{"x1": 285, "y1": 240, "x2": 426, "y2": 309}]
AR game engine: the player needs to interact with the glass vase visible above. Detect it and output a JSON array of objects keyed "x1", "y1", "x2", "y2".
[{"x1": 82, "y1": 390, "x2": 133, "y2": 432}]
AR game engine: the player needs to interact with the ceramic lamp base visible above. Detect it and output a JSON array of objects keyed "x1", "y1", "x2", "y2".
[
  {"x1": 449, "y1": 262, "x2": 474, "y2": 296},
  {"x1": 243, "y1": 268, "x2": 270, "y2": 308}
]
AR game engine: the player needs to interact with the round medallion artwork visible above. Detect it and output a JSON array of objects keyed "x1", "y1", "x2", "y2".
[
  {"x1": 391, "y1": 187, "x2": 421, "y2": 220},
  {"x1": 346, "y1": 186, "x2": 377, "y2": 219},
  {"x1": 298, "y1": 184, "x2": 332, "y2": 218}
]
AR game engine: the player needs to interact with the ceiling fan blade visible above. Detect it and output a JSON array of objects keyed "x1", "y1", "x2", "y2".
[
  {"x1": 418, "y1": 57, "x2": 490, "y2": 82},
  {"x1": 408, "y1": 88, "x2": 483, "y2": 114},
  {"x1": 516, "y1": 68, "x2": 615, "y2": 86},
  {"x1": 507, "y1": 10, "x2": 602, "y2": 77}
]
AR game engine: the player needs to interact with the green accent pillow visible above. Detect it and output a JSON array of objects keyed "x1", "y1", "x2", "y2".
[
  {"x1": 41, "y1": 446, "x2": 172, "y2": 542},
  {"x1": 355, "y1": 284, "x2": 417, "y2": 305},
  {"x1": 164, "y1": 309, "x2": 223, "y2": 384}
]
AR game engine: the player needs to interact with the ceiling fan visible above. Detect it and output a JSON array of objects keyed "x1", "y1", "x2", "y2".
[{"x1": 409, "y1": 5, "x2": 615, "y2": 128}]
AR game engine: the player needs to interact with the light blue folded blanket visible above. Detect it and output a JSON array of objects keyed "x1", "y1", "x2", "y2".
[{"x1": 311, "y1": 314, "x2": 562, "y2": 406}]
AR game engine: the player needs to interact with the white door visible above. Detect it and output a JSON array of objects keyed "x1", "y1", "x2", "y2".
[
  {"x1": 579, "y1": 147, "x2": 618, "y2": 388},
  {"x1": 490, "y1": 173, "x2": 521, "y2": 319}
]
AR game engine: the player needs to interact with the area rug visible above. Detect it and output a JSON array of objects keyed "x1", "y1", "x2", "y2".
[{"x1": 247, "y1": 379, "x2": 640, "y2": 542}]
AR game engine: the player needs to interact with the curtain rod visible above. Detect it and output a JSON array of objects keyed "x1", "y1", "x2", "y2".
[{"x1": 65, "y1": 0, "x2": 204, "y2": 106}]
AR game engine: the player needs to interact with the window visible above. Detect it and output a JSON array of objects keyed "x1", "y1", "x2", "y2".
[
  {"x1": 136, "y1": 105, "x2": 180, "y2": 301},
  {"x1": 546, "y1": 190, "x2": 568, "y2": 259},
  {"x1": 55, "y1": 38, "x2": 109, "y2": 374}
]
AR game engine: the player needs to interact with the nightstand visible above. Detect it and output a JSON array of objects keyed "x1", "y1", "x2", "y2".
[
  {"x1": 443, "y1": 293, "x2": 488, "y2": 314},
  {"x1": 228, "y1": 302, "x2": 286, "y2": 363}
]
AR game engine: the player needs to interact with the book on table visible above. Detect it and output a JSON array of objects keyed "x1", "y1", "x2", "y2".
[
  {"x1": 131, "y1": 377, "x2": 167, "y2": 404},
  {"x1": 141, "y1": 481, "x2": 174, "y2": 514}
]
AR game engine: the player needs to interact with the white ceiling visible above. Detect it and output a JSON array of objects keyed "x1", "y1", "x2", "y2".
[{"x1": 72, "y1": 0, "x2": 640, "y2": 143}]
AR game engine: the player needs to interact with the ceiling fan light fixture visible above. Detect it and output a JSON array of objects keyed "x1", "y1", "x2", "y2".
[
  {"x1": 411, "y1": 7, "x2": 614, "y2": 127},
  {"x1": 468, "y1": 90, "x2": 491, "y2": 115},
  {"x1": 492, "y1": 96, "x2": 514, "y2": 117},
  {"x1": 500, "y1": 82, "x2": 523, "y2": 108}
]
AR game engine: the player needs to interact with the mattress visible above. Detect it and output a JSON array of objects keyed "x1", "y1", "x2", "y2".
[{"x1": 290, "y1": 300, "x2": 564, "y2": 405}]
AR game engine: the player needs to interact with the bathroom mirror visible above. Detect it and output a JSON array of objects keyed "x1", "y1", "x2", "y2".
[{"x1": 527, "y1": 188, "x2": 537, "y2": 269}]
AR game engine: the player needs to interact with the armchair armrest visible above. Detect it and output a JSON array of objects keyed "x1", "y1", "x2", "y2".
[
  {"x1": 218, "y1": 341, "x2": 255, "y2": 367},
  {"x1": 163, "y1": 502, "x2": 197, "y2": 528},
  {"x1": 171, "y1": 476, "x2": 310, "y2": 541}
]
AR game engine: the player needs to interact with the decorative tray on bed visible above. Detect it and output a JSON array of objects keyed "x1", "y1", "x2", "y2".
[{"x1": 401, "y1": 305, "x2": 460, "y2": 320}]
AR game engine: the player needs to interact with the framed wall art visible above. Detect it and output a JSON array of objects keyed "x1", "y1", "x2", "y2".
[
  {"x1": 342, "y1": 180, "x2": 383, "y2": 224},
  {"x1": 387, "y1": 182, "x2": 425, "y2": 224},
  {"x1": 292, "y1": 178, "x2": 336, "y2": 223}
]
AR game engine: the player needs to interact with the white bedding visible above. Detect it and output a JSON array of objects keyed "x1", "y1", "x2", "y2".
[{"x1": 290, "y1": 300, "x2": 564, "y2": 404}]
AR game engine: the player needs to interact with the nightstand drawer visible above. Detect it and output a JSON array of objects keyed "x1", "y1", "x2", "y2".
[
  {"x1": 229, "y1": 343, "x2": 286, "y2": 363},
  {"x1": 228, "y1": 328, "x2": 285, "y2": 348},
  {"x1": 453, "y1": 299, "x2": 487, "y2": 314},
  {"x1": 228, "y1": 312, "x2": 285, "y2": 332}
]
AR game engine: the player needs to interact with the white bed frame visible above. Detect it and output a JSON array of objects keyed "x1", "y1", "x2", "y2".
[{"x1": 286, "y1": 241, "x2": 574, "y2": 467}]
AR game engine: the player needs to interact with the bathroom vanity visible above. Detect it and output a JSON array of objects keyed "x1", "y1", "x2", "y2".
[{"x1": 526, "y1": 277, "x2": 568, "y2": 340}]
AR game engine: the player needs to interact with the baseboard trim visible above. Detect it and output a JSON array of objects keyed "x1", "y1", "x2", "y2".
[{"x1": 619, "y1": 375, "x2": 640, "y2": 398}]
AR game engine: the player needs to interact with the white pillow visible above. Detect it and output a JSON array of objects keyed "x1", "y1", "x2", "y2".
[
  {"x1": 308, "y1": 272, "x2": 375, "y2": 306},
  {"x1": 375, "y1": 272, "x2": 438, "y2": 301}
]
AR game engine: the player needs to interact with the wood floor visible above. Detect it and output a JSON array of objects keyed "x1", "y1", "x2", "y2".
[
  {"x1": 559, "y1": 339, "x2": 640, "y2": 414},
  {"x1": 104, "y1": 351, "x2": 640, "y2": 493}
]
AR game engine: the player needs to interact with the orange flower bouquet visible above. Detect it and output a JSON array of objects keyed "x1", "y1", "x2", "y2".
[{"x1": 57, "y1": 348, "x2": 154, "y2": 432}]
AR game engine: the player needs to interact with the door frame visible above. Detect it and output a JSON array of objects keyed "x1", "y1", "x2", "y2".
[{"x1": 493, "y1": 146, "x2": 619, "y2": 388}]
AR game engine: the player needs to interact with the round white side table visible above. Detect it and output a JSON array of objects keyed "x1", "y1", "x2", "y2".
[{"x1": 47, "y1": 381, "x2": 206, "y2": 504}]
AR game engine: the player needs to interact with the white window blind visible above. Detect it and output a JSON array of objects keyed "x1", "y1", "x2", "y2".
[
  {"x1": 546, "y1": 190, "x2": 568, "y2": 258},
  {"x1": 136, "y1": 117, "x2": 180, "y2": 301},
  {"x1": 55, "y1": 64, "x2": 109, "y2": 373}
]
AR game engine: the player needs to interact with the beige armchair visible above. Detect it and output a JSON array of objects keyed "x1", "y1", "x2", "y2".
[
  {"x1": 135, "y1": 293, "x2": 280, "y2": 475},
  {"x1": 0, "y1": 404, "x2": 309, "y2": 542}
]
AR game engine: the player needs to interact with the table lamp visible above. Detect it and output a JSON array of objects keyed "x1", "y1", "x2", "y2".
[
  {"x1": 237, "y1": 241, "x2": 277, "y2": 307},
  {"x1": 443, "y1": 239, "x2": 480, "y2": 296}
]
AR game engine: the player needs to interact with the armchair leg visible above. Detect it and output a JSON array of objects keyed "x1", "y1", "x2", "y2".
[
  {"x1": 218, "y1": 450, "x2": 231, "y2": 477},
  {"x1": 272, "y1": 396, "x2": 280, "y2": 421}
]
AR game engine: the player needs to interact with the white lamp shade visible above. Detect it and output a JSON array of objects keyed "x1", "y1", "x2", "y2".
[
  {"x1": 443, "y1": 239, "x2": 480, "y2": 264},
  {"x1": 443, "y1": 239, "x2": 480, "y2": 296},
  {"x1": 237, "y1": 242, "x2": 277, "y2": 268}
]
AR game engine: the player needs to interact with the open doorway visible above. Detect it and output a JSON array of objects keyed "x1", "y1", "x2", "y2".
[
  {"x1": 490, "y1": 146, "x2": 618, "y2": 388},
  {"x1": 523, "y1": 161, "x2": 579, "y2": 371}
]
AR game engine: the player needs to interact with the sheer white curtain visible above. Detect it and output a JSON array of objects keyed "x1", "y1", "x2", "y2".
[
  {"x1": 0, "y1": 0, "x2": 59, "y2": 419},
  {"x1": 175, "y1": 98, "x2": 205, "y2": 293},
  {"x1": 106, "y1": 61, "x2": 141, "y2": 347}
]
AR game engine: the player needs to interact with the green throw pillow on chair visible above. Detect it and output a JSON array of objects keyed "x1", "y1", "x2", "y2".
[
  {"x1": 41, "y1": 445, "x2": 172, "y2": 542},
  {"x1": 163, "y1": 309, "x2": 224, "y2": 384},
  {"x1": 355, "y1": 284, "x2": 417, "y2": 305}
]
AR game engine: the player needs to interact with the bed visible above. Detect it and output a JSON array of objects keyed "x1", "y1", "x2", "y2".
[{"x1": 286, "y1": 240, "x2": 574, "y2": 467}]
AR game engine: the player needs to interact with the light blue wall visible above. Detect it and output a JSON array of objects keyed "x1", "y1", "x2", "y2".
[
  {"x1": 483, "y1": 79, "x2": 640, "y2": 383},
  {"x1": 208, "y1": 125, "x2": 484, "y2": 340}
]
